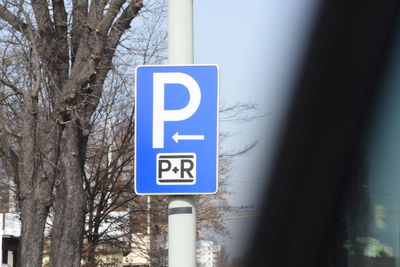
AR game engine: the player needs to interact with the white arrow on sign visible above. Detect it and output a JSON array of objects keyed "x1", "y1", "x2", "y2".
[{"x1": 172, "y1": 132, "x2": 205, "y2": 143}]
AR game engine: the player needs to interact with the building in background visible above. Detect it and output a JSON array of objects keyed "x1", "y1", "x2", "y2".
[
  {"x1": 122, "y1": 233, "x2": 151, "y2": 267},
  {"x1": 196, "y1": 240, "x2": 220, "y2": 267},
  {"x1": 0, "y1": 172, "x2": 19, "y2": 267},
  {"x1": 0, "y1": 213, "x2": 20, "y2": 267}
]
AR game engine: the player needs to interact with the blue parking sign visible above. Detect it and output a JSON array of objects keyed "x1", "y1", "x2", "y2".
[{"x1": 135, "y1": 65, "x2": 219, "y2": 195}]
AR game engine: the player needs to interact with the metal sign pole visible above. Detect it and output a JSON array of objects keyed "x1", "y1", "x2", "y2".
[
  {"x1": 167, "y1": 0, "x2": 197, "y2": 266},
  {"x1": 168, "y1": 196, "x2": 196, "y2": 266}
]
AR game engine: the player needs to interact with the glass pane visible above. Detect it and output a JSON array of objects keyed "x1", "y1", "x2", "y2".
[{"x1": 331, "y1": 25, "x2": 400, "y2": 267}]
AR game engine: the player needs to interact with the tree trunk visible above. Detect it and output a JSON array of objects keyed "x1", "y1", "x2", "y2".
[
  {"x1": 49, "y1": 124, "x2": 86, "y2": 267},
  {"x1": 17, "y1": 99, "x2": 52, "y2": 267},
  {"x1": 85, "y1": 241, "x2": 98, "y2": 267},
  {"x1": 18, "y1": 199, "x2": 48, "y2": 267},
  {"x1": 0, "y1": 1, "x2": 144, "y2": 265}
]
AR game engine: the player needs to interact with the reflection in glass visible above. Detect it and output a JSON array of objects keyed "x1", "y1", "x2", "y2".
[{"x1": 331, "y1": 26, "x2": 400, "y2": 267}]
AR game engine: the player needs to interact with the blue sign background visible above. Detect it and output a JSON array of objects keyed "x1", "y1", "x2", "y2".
[{"x1": 135, "y1": 65, "x2": 219, "y2": 194}]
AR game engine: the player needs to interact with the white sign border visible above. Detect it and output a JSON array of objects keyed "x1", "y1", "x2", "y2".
[{"x1": 134, "y1": 64, "x2": 220, "y2": 195}]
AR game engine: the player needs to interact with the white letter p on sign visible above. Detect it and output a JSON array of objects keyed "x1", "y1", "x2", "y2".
[{"x1": 153, "y1": 73, "x2": 201, "y2": 148}]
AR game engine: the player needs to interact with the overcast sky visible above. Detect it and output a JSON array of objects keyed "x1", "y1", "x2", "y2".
[{"x1": 193, "y1": 0, "x2": 320, "y2": 258}]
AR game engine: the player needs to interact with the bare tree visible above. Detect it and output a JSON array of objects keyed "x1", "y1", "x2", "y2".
[
  {"x1": 0, "y1": 0, "x2": 146, "y2": 265},
  {"x1": 0, "y1": 1, "x2": 261, "y2": 266},
  {"x1": 78, "y1": 98, "x2": 259, "y2": 266}
]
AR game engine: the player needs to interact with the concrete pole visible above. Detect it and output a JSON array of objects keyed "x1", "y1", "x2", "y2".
[
  {"x1": 168, "y1": 196, "x2": 196, "y2": 267},
  {"x1": 168, "y1": 0, "x2": 194, "y2": 65},
  {"x1": 168, "y1": 1, "x2": 197, "y2": 267}
]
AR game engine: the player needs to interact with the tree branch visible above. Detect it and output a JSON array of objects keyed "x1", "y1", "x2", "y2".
[
  {"x1": 30, "y1": 48, "x2": 42, "y2": 98},
  {"x1": 15, "y1": 7, "x2": 43, "y2": 99},
  {"x1": 97, "y1": 0, "x2": 126, "y2": 35},
  {"x1": 0, "y1": 122, "x2": 21, "y2": 138},
  {"x1": 0, "y1": 135, "x2": 20, "y2": 188},
  {"x1": 0, "y1": 4, "x2": 29, "y2": 36},
  {"x1": 0, "y1": 77, "x2": 24, "y2": 95},
  {"x1": 106, "y1": 0, "x2": 144, "y2": 53},
  {"x1": 52, "y1": 0, "x2": 68, "y2": 29},
  {"x1": 52, "y1": 0, "x2": 69, "y2": 82},
  {"x1": 0, "y1": 100, "x2": 22, "y2": 138},
  {"x1": 83, "y1": 0, "x2": 143, "y2": 117},
  {"x1": 88, "y1": 0, "x2": 109, "y2": 20},
  {"x1": 31, "y1": 0, "x2": 54, "y2": 39},
  {"x1": 71, "y1": 0, "x2": 88, "y2": 64},
  {"x1": 0, "y1": 93, "x2": 19, "y2": 102}
]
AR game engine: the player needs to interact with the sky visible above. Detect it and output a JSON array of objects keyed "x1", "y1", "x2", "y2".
[{"x1": 193, "y1": 0, "x2": 320, "y2": 259}]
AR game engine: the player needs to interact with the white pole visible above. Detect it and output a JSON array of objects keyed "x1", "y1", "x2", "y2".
[
  {"x1": 168, "y1": 0, "x2": 194, "y2": 65},
  {"x1": 168, "y1": 1, "x2": 197, "y2": 267},
  {"x1": 168, "y1": 196, "x2": 196, "y2": 267}
]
